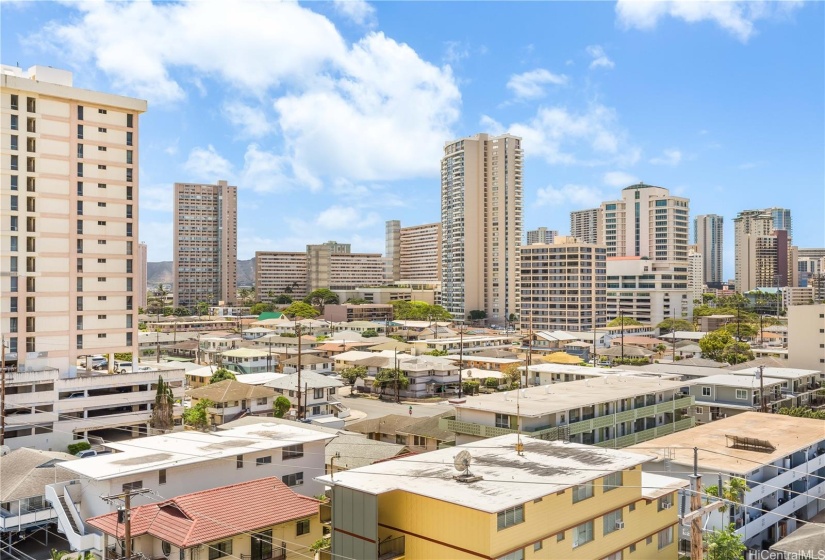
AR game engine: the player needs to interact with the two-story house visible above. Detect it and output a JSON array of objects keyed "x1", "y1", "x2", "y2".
[
  {"x1": 317, "y1": 434, "x2": 687, "y2": 560},
  {"x1": 727, "y1": 367, "x2": 823, "y2": 409},
  {"x1": 185, "y1": 379, "x2": 278, "y2": 425},
  {"x1": 353, "y1": 355, "x2": 460, "y2": 398},
  {"x1": 686, "y1": 374, "x2": 786, "y2": 423},
  {"x1": 46, "y1": 423, "x2": 334, "y2": 551},
  {"x1": 265, "y1": 370, "x2": 345, "y2": 419},
  {"x1": 220, "y1": 347, "x2": 271, "y2": 374},
  {"x1": 443, "y1": 376, "x2": 695, "y2": 447}
]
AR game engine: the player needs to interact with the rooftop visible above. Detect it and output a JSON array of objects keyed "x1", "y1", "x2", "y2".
[
  {"x1": 220, "y1": 347, "x2": 269, "y2": 358},
  {"x1": 456, "y1": 376, "x2": 688, "y2": 417},
  {"x1": 86, "y1": 477, "x2": 318, "y2": 547},
  {"x1": 0, "y1": 448, "x2": 78, "y2": 501},
  {"x1": 729, "y1": 367, "x2": 821, "y2": 380},
  {"x1": 626, "y1": 412, "x2": 825, "y2": 475},
  {"x1": 281, "y1": 354, "x2": 332, "y2": 366},
  {"x1": 58, "y1": 424, "x2": 334, "y2": 480},
  {"x1": 325, "y1": 435, "x2": 408, "y2": 470},
  {"x1": 265, "y1": 370, "x2": 343, "y2": 391},
  {"x1": 317, "y1": 434, "x2": 655, "y2": 512},
  {"x1": 689, "y1": 374, "x2": 785, "y2": 389},
  {"x1": 185, "y1": 379, "x2": 278, "y2": 402}
]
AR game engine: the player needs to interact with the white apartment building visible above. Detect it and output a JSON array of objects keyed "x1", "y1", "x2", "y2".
[
  {"x1": 601, "y1": 183, "x2": 690, "y2": 262},
  {"x1": 255, "y1": 251, "x2": 308, "y2": 301},
  {"x1": 520, "y1": 236, "x2": 607, "y2": 332},
  {"x1": 444, "y1": 376, "x2": 694, "y2": 447},
  {"x1": 688, "y1": 245, "x2": 704, "y2": 303},
  {"x1": 787, "y1": 303, "x2": 825, "y2": 372},
  {"x1": 606, "y1": 257, "x2": 693, "y2": 326},
  {"x1": 797, "y1": 248, "x2": 825, "y2": 299},
  {"x1": 441, "y1": 133, "x2": 522, "y2": 323},
  {"x1": 694, "y1": 214, "x2": 724, "y2": 286},
  {"x1": 173, "y1": 180, "x2": 238, "y2": 308},
  {"x1": 1, "y1": 65, "x2": 146, "y2": 374},
  {"x1": 306, "y1": 240, "x2": 385, "y2": 291},
  {"x1": 570, "y1": 208, "x2": 601, "y2": 245},
  {"x1": 2, "y1": 364, "x2": 185, "y2": 451},
  {"x1": 137, "y1": 241, "x2": 147, "y2": 309},
  {"x1": 525, "y1": 226, "x2": 557, "y2": 245},
  {"x1": 385, "y1": 220, "x2": 442, "y2": 284},
  {"x1": 47, "y1": 423, "x2": 334, "y2": 551},
  {"x1": 734, "y1": 209, "x2": 798, "y2": 293}
]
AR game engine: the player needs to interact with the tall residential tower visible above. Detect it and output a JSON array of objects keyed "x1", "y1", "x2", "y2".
[
  {"x1": 441, "y1": 133, "x2": 522, "y2": 323},
  {"x1": 569, "y1": 208, "x2": 601, "y2": 245},
  {"x1": 525, "y1": 227, "x2": 557, "y2": 245},
  {"x1": 734, "y1": 209, "x2": 797, "y2": 292},
  {"x1": 694, "y1": 214, "x2": 724, "y2": 287},
  {"x1": 173, "y1": 180, "x2": 237, "y2": 308}
]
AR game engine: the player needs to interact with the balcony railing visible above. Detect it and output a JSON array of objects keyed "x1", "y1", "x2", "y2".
[
  {"x1": 378, "y1": 536, "x2": 404, "y2": 560},
  {"x1": 240, "y1": 552, "x2": 286, "y2": 560}
]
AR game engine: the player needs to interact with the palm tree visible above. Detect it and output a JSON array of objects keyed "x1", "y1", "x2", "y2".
[{"x1": 706, "y1": 476, "x2": 748, "y2": 525}]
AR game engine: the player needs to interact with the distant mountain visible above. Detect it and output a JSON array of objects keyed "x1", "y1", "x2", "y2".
[{"x1": 147, "y1": 258, "x2": 256, "y2": 289}]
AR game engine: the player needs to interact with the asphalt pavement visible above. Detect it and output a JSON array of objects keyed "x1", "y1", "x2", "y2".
[{"x1": 338, "y1": 386, "x2": 453, "y2": 421}]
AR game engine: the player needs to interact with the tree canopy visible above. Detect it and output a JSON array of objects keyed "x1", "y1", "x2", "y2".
[
  {"x1": 706, "y1": 524, "x2": 746, "y2": 560},
  {"x1": 150, "y1": 375, "x2": 175, "y2": 431},
  {"x1": 468, "y1": 309, "x2": 487, "y2": 323},
  {"x1": 304, "y1": 288, "x2": 340, "y2": 311},
  {"x1": 274, "y1": 294, "x2": 294, "y2": 304},
  {"x1": 720, "y1": 341, "x2": 754, "y2": 364},
  {"x1": 340, "y1": 365, "x2": 368, "y2": 386},
  {"x1": 273, "y1": 396, "x2": 292, "y2": 418},
  {"x1": 778, "y1": 406, "x2": 825, "y2": 420},
  {"x1": 389, "y1": 300, "x2": 452, "y2": 321},
  {"x1": 182, "y1": 398, "x2": 213, "y2": 429},
  {"x1": 210, "y1": 368, "x2": 236, "y2": 384},
  {"x1": 283, "y1": 301, "x2": 320, "y2": 318},
  {"x1": 656, "y1": 318, "x2": 695, "y2": 334},
  {"x1": 699, "y1": 330, "x2": 734, "y2": 361},
  {"x1": 607, "y1": 316, "x2": 644, "y2": 327},
  {"x1": 250, "y1": 302, "x2": 274, "y2": 315}
]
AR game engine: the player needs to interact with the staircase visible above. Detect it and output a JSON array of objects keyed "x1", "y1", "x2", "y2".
[{"x1": 57, "y1": 494, "x2": 81, "y2": 534}]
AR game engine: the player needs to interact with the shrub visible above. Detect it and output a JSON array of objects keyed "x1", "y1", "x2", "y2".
[
  {"x1": 68, "y1": 441, "x2": 91, "y2": 455},
  {"x1": 462, "y1": 380, "x2": 480, "y2": 395},
  {"x1": 485, "y1": 377, "x2": 499, "y2": 388}
]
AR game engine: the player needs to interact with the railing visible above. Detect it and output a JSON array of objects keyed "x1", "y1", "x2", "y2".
[
  {"x1": 378, "y1": 536, "x2": 405, "y2": 559},
  {"x1": 240, "y1": 552, "x2": 286, "y2": 560},
  {"x1": 319, "y1": 503, "x2": 331, "y2": 524}
]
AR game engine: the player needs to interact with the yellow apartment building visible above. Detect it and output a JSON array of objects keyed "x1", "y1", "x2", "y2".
[{"x1": 317, "y1": 433, "x2": 687, "y2": 560}]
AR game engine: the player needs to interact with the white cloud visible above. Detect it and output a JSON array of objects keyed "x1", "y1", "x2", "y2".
[
  {"x1": 222, "y1": 104, "x2": 275, "y2": 138},
  {"x1": 649, "y1": 148, "x2": 682, "y2": 166},
  {"x1": 506, "y1": 69, "x2": 569, "y2": 100},
  {"x1": 586, "y1": 45, "x2": 615, "y2": 70},
  {"x1": 479, "y1": 115, "x2": 506, "y2": 136},
  {"x1": 603, "y1": 171, "x2": 639, "y2": 187},
  {"x1": 315, "y1": 206, "x2": 381, "y2": 230},
  {"x1": 138, "y1": 220, "x2": 174, "y2": 262},
  {"x1": 183, "y1": 145, "x2": 234, "y2": 180},
  {"x1": 738, "y1": 161, "x2": 760, "y2": 170},
  {"x1": 332, "y1": 0, "x2": 377, "y2": 27},
  {"x1": 507, "y1": 104, "x2": 640, "y2": 166},
  {"x1": 615, "y1": 0, "x2": 803, "y2": 43},
  {"x1": 536, "y1": 184, "x2": 606, "y2": 208},
  {"x1": 35, "y1": 1, "x2": 347, "y2": 104},
  {"x1": 443, "y1": 41, "x2": 470, "y2": 65},
  {"x1": 139, "y1": 184, "x2": 175, "y2": 213}
]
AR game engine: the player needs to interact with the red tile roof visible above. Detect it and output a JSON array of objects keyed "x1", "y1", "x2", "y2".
[{"x1": 86, "y1": 477, "x2": 319, "y2": 547}]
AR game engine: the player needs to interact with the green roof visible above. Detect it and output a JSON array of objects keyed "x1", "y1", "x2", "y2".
[{"x1": 258, "y1": 311, "x2": 286, "y2": 320}]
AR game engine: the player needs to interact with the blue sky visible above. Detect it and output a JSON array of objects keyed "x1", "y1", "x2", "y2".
[{"x1": 3, "y1": 0, "x2": 823, "y2": 279}]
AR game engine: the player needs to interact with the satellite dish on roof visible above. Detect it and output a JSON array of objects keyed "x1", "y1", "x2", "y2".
[{"x1": 454, "y1": 450, "x2": 472, "y2": 474}]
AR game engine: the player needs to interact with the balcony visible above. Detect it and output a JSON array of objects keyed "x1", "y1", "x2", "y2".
[{"x1": 378, "y1": 536, "x2": 404, "y2": 560}]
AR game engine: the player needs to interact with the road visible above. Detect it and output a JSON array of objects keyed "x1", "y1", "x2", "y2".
[{"x1": 337, "y1": 386, "x2": 454, "y2": 421}]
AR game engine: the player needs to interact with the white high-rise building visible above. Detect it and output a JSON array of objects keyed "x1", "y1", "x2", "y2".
[
  {"x1": 137, "y1": 241, "x2": 148, "y2": 309},
  {"x1": 441, "y1": 133, "x2": 522, "y2": 323},
  {"x1": 1, "y1": 65, "x2": 146, "y2": 374},
  {"x1": 570, "y1": 208, "x2": 601, "y2": 245},
  {"x1": 600, "y1": 183, "x2": 690, "y2": 262},
  {"x1": 688, "y1": 245, "x2": 704, "y2": 303},
  {"x1": 525, "y1": 227, "x2": 558, "y2": 245},
  {"x1": 606, "y1": 258, "x2": 692, "y2": 326},
  {"x1": 694, "y1": 214, "x2": 724, "y2": 287},
  {"x1": 385, "y1": 220, "x2": 442, "y2": 284}
]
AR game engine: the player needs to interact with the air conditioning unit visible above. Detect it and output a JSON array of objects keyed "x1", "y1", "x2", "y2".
[
  {"x1": 615, "y1": 521, "x2": 625, "y2": 529},
  {"x1": 662, "y1": 502, "x2": 673, "y2": 509}
]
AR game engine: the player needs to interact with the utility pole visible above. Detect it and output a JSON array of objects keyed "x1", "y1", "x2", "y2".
[
  {"x1": 267, "y1": 335, "x2": 273, "y2": 372},
  {"x1": 689, "y1": 447, "x2": 703, "y2": 560},
  {"x1": 457, "y1": 324, "x2": 463, "y2": 399},
  {"x1": 296, "y1": 323, "x2": 303, "y2": 420},
  {"x1": 526, "y1": 314, "x2": 533, "y2": 388},
  {"x1": 758, "y1": 365, "x2": 766, "y2": 413},
  {"x1": 620, "y1": 310, "x2": 625, "y2": 363},
  {"x1": 101, "y1": 487, "x2": 152, "y2": 559}
]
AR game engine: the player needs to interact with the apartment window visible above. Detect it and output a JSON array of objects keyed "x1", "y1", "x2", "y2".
[
  {"x1": 26, "y1": 257, "x2": 35, "y2": 273},
  {"x1": 26, "y1": 277, "x2": 35, "y2": 292},
  {"x1": 98, "y1": 277, "x2": 106, "y2": 282},
  {"x1": 9, "y1": 255, "x2": 17, "y2": 272},
  {"x1": 126, "y1": 204, "x2": 133, "y2": 218},
  {"x1": 10, "y1": 175, "x2": 17, "y2": 191},
  {"x1": 10, "y1": 135, "x2": 18, "y2": 150},
  {"x1": 495, "y1": 413, "x2": 510, "y2": 428},
  {"x1": 98, "y1": 220, "x2": 107, "y2": 225},
  {"x1": 497, "y1": 551, "x2": 524, "y2": 560},
  {"x1": 496, "y1": 505, "x2": 524, "y2": 530},
  {"x1": 236, "y1": 455, "x2": 243, "y2": 469},
  {"x1": 98, "y1": 240, "x2": 106, "y2": 245},
  {"x1": 10, "y1": 94, "x2": 18, "y2": 110},
  {"x1": 98, "y1": 127, "x2": 107, "y2": 132},
  {"x1": 77, "y1": 162, "x2": 83, "y2": 177},
  {"x1": 26, "y1": 97, "x2": 36, "y2": 113},
  {"x1": 126, "y1": 186, "x2": 133, "y2": 200},
  {"x1": 533, "y1": 541, "x2": 543, "y2": 552},
  {"x1": 208, "y1": 540, "x2": 232, "y2": 560},
  {"x1": 77, "y1": 105, "x2": 83, "y2": 120},
  {"x1": 26, "y1": 157, "x2": 35, "y2": 172},
  {"x1": 556, "y1": 532, "x2": 565, "y2": 542},
  {"x1": 77, "y1": 182, "x2": 83, "y2": 195},
  {"x1": 97, "y1": 314, "x2": 107, "y2": 320},
  {"x1": 603, "y1": 508, "x2": 624, "y2": 535},
  {"x1": 283, "y1": 444, "x2": 304, "y2": 459},
  {"x1": 98, "y1": 296, "x2": 108, "y2": 301},
  {"x1": 126, "y1": 131, "x2": 133, "y2": 146},
  {"x1": 26, "y1": 217, "x2": 35, "y2": 232},
  {"x1": 603, "y1": 553, "x2": 622, "y2": 560},
  {"x1": 25, "y1": 337, "x2": 35, "y2": 353},
  {"x1": 413, "y1": 435, "x2": 426, "y2": 446},
  {"x1": 76, "y1": 258, "x2": 83, "y2": 273},
  {"x1": 97, "y1": 202, "x2": 107, "y2": 208},
  {"x1": 126, "y1": 296, "x2": 132, "y2": 310},
  {"x1": 313, "y1": 388, "x2": 324, "y2": 399},
  {"x1": 126, "y1": 278, "x2": 132, "y2": 291},
  {"x1": 9, "y1": 337, "x2": 18, "y2": 353},
  {"x1": 572, "y1": 481, "x2": 594, "y2": 503},
  {"x1": 126, "y1": 168, "x2": 133, "y2": 182},
  {"x1": 701, "y1": 387, "x2": 711, "y2": 397},
  {"x1": 98, "y1": 181, "x2": 106, "y2": 188},
  {"x1": 658, "y1": 494, "x2": 673, "y2": 512},
  {"x1": 98, "y1": 165, "x2": 106, "y2": 170},
  {"x1": 296, "y1": 519, "x2": 310, "y2": 536},
  {"x1": 10, "y1": 155, "x2": 18, "y2": 171},
  {"x1": 657, "y1": 527, "x2": 673, "y2": 549},
  {"x1": 126, "y1": 223, "x2": 132, "y2": 237},
  {"x1": 10, "y1": 195, "x2": 18, "y2": 211},
  {"x1": 98, "y1": 108, "x2": 107, "y2": 114},
  {"x1": 26, "y1": 137, "x2": 35, "y2": 152},
  {"x1": 282, "y1": 472, "x2": 304, "y2": 487},
  {"x1": 694, "y1": 407, "x2": 703, "y2": 415},
  {"x1": 10, "y1": 297, "x2": 18, "y2": 313},
  {"x1": 9, "y1": 277, "x2": 17, "y2": 293},
  {"x1": 9, "y1": 317, "x2": 17, "y2": 334},
  {"x1": 26, "y1": 196, "x2": 35, "y2": 212},
  {"x1": 256, "y1": 456, "x2": 272, "y2": 466},
  {"x1": 603, "y1": 471, "x2": 622, "y2": 492},
  {"x1": 77, "y1": 220, "x2": 83, "y2": 234},
  {"x1": 630, "y1": 544, "x2": 636, "y2": 553},
  {"x1": 10, "y1": 114, "x2": 18, "y2": 130},
  {"x1": 126, "y1": 150, "x2": 133, "y2": 164},
  {"x1": 735, "y1": 389, "x2": 748, "y2": 400},
  {"x1": 126, "y1": 332, "x2": 132, "y2": 346},
  {"x1": 97, "y1": 333, "x2": 107, "y2": 339},
  {"x1": 158, "y1": 469, "x2": 167, "y2": 485},
  {"x1": 77, "y1": 144, "x2": 83, "y2": 158},
  {"x1": 77, "y1": 297, "x2": 83, "y2": 311},
  {"x1": 77, "y1": 240, "x2": 83, "y2": 254},
  {"x1": 10, "y1": 216, "x2": 18, "y2": 232},
  {"x1": 573, "y1": 520, "x2": 594, "y2": 548},
  {"x1": 10, "y1": 236, "x2": 18, "y2": 252},
  {"x1": 126, "y1": 113, "x2": 134, "y2": 128},
  {"x1": 77, "y1": 278, "x2": 82, "y2": 292},
  {"x1": 27, "y1": 117, "x2": 35, "y2": 133},
  {"x1": 98, "y1": 146, "x2": 107, "y2": 151}
]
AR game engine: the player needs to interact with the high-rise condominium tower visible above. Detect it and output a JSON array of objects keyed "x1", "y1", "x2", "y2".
[
  {"x1": 137, "y1": 242, "x2": 148, "y2": 309},
  {"x1": 569, "y1": 208, "x2": 601, "y2": 245},
  {"x1": 385, "y1": 220, "x2": 442, "y2": 284},
  {"x1": 441, "y1": 133, "x2": 522, "y2": 323},
  {"x1": 694, "y1": 214, "x2": 724, "y2": 287},
  {"x1": 526, "y1": 227, "x2": 558, "y2": 245},
  {"x1": 306, "y1": 241, "x2": 384, "y2": 292},
  {"x1": 734, "y1": 209, "x2": 798, "y2": 293},
  {"x1": 769, "y1": 207, "x2": 792, "y2": 238},
  {"x1": 173, "y1": 180, "x2": 237, "y2": 308},
  {"x1": 600, "y1": 183, "x2": 690, "y2": 261},
  {"x1": 1, "y1": 65, "x2": 146, "y2": 373}
]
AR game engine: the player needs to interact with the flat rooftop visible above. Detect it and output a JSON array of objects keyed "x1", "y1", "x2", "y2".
[
  {"x1": 58, "y1": 424, "x2": 334, "y2": 480},
  {"x1": 689, "y1": 374, "x2": 785, "y2": 389},
  {"x1": 317, "y1": 434, "x2": 657, "y2": 512},
  {"x1": 456, "y1": 376, "x2": 688, "y2": 417},
  {"x1": 731, "y1": 367, "x2": 820, "y2": 380},
  {"x1": 627, "y1": 412, "x2": 825, "y2": 475}
]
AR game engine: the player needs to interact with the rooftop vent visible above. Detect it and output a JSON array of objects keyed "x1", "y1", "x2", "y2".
[{"x1": 726, "y1": 434, "x2": 775, "y2": 453}]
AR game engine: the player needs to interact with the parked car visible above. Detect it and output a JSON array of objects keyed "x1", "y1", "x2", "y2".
[
  {"x1": 76, "y1": 449, "x2": 98, "y2": 458},
  {"x1": 92, "y1": 360, "x2": 109, "y2": 371},
  {"x1": 116, "y1": 362, "x2": 133, "y2": 373},
  {"x1": 66, "y1": 392, "x2": 85, "y2": 399}
]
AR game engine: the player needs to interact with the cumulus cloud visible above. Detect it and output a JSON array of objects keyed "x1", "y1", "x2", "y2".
[
  {"x1": 506, "y1": 69, "x2": 568, "y2": 100},
  {"x1": 649, "y1": 148, "x2": 682, "y2": 166},
  {"x1": 222, "y1": 104, "x2": 275, "y2": 138},
  {"x1": 603, "y1": 171, "x2": 639, "y2": 187},
  {"x1": 183, "y1": 145, "x2": 234, "y2": 180},
  {"x1": 139, "y1": 184, "x2": 175, "y2": 213},
  {"x1": 586, "y1": 45, "x2": 615, "y2": 69},
  {"x1": 615, "y1": 0, "x2": 802, "y2": 43},
  {"x1": 536, "y1": 184, "x2": 606, "y2": 207},
  {"x1": 506, "y1": 104, "x2": 640, "y2": 166},
  {"x1": 333, "y1": 0, "x2": 377, "y2": 26},
  {"x1": 315, "y1": 205, "x2": 381, "y2": 230}
]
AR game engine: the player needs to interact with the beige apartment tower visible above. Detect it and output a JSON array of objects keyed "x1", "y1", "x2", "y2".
[
  {"x1": 600, "y1": 183, "x2": 690, "y2": 261},
  {"x1": 385, "y1": 220, "x2": 442, "y2": 284},
  {"x1": 306, "y1": 240, "x2": 385, "y2": 292},
  {"x1": 173, "y1": 180, "x2": 237, "y2": 308},
  {"x1": 570, "y1": 208, "x2": 601, "y2": 245},
  {"x1": 525, "y1": 227, "x2": 557, "y2": 245},
  {"x1": 694, "y1": 214, "x2": 723, "y2": 286},
  {"x1": 0, "y1": 65, "x2": 146, "y2": 373},
  {"x1": 137, "y1": 241, "x2": 148, "y2": 308},
  {"x1": 255, "y1": 251, "x2": 308, "y2": 301},
  {"x1": 734, "y1": 209, "x2": 798, "y2": 293},
  {"x1": 441, "y1": 133, "x2": 523, "y2": 323}
]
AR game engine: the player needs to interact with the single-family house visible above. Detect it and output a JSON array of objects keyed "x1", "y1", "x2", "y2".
[{"x1": 185, "y1": 380, "x2": 279, "y2": 425}]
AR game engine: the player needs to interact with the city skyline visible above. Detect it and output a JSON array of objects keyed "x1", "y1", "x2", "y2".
[{"x1": 2, "y1": 1, "x2": 822, "y2": 281}]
